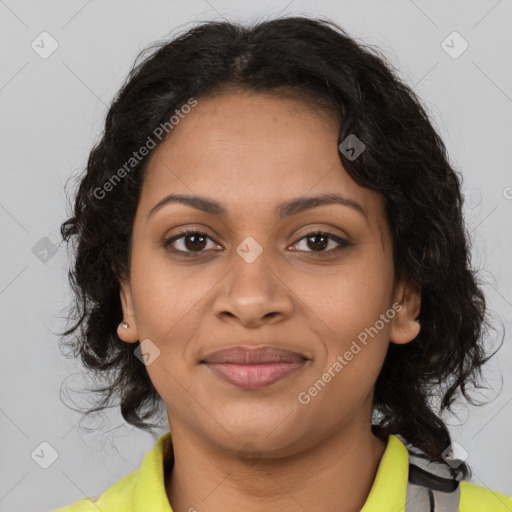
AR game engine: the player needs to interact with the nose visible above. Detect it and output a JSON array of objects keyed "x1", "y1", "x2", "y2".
[{"x1": 212, "y1": 248, "x2": 294, "y2": 327}]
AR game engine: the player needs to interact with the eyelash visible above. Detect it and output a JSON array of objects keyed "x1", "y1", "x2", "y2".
[{"x1": 162, "y1": 229, "x2": 351, "y2": 258}]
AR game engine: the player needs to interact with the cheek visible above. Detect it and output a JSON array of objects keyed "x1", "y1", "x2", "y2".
[
  {"x1": 300, "y1": 249, "x2": 393, "y2": 372},
  {"x1": 130, "y1": 246, "x2": 189, "y2": 337},
  {"x1": 299, "y1": 250, "x2": 393, "y2": 334},
  {"x1": 130, "y1": 245, "x2": 225, "y2": 349},
  {"x1": 303, "y1": 282, "x2": 392, "y2": 415},
  {"x1": 129, "y1": 250, "x2": 205, "y2": 401}
]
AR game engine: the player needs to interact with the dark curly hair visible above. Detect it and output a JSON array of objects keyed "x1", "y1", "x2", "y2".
[{"x1": 59, "y1": 15, "x2": 501, "y2": 479}]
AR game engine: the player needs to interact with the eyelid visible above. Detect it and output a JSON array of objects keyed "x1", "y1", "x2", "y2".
[
  {"x1": 293, "y1": 225, "x2": 351, "y2": 243},
  {"x1": 163, "y1": 228, "x2": 221, "y2": 253},
  {"x1": 165, "y1": 223, "x2": 351, "y2": 243},
  {"x1": 290, "y1": 229, "x2": 352, "y2": 253},
  {"x1": 163, "y1": 226, "x2": 352, "y2": 256}
]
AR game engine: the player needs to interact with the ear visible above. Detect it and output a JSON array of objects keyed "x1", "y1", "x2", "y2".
[
  {"x1": 389, "y1": 276, "x2": 421, "y2": 345},
  {"x1": 117, "y1": 275, "x2": 139, "y2": 344}
]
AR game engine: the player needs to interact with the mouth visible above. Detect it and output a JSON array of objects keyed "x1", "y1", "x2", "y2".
[{"x1": 200, "y1": 345, "x2": 309, "y2": 390}]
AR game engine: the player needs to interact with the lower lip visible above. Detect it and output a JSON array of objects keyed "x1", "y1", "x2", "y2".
[{"x1": 204, "y1": 361, "x2": 307, "y2": 390}]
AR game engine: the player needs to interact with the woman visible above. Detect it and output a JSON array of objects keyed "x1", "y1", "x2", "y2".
[{"x1": 53, "y1": 15, "x2": 511, "y2": 512}]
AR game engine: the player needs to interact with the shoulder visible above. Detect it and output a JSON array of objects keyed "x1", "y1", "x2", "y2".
[
  {"x1": 460, "y1": 480, "x2": 512, "y2": 512},
  {"x1": 51, "y1": 469, "x2": 138, "y2": 512},
  {"x1": 51, "y1": 431, "x2": 172, "y2": 512}
]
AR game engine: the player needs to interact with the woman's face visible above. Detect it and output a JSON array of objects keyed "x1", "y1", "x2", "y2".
[{"x1": 118, "y1": 88, "x2": 421, "y2": 456}]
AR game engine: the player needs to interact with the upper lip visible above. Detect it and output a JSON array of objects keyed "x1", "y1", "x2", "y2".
[{"x1": 201, "y1": 345, "x2": 309, "y2": 364}]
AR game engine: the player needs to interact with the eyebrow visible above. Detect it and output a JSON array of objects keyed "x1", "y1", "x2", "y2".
[{"x1": 147, "y1": 193, "x2": 368, "y2": 222}]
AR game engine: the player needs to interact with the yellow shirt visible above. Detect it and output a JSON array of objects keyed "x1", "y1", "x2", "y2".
[{"x1": 52, "y1": 432, "x2": 512, "y2": 512}]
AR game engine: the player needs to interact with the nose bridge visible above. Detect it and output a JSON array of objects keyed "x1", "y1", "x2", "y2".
[
  {"x1": 213, "y1": 234, "x2": 292, "y2": 322},
  {"x1": 230, "y1": 234, "x2": 278, "y2": 297}
]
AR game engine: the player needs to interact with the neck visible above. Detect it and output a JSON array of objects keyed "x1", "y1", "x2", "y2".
[{"x1": 164, "y1": 421, "x2": 386, "y2": 512}]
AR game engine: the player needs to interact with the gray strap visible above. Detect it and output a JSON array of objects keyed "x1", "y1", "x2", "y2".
[
  {"x1": 431, "y1": 486, "x2": 461, "y2": 512},
  {"x1": 405, "y1": 483, "x2": 434, "y2": 512},
  {"x1": 405, "y1": 480, "x2": 461, "y2": 512}
]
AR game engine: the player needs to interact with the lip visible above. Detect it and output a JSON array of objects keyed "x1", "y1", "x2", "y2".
[
  {"x1": 201, "y1": 345, "x2": 309, "y2": 390},
  {"x1": 202, "y1": 345, "x2": 308, "y2": 364}
]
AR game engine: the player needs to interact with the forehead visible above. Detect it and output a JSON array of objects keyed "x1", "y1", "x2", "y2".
[{"x1": 139, "y1": 90, "x2": 384, "y2": 222}]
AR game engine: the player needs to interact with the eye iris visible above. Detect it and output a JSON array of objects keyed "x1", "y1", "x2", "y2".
[
  {"x1": 184, "y1": 233, "x2": 207, "y2": 251},
  {"x1": 307, "y1": 233, "x2": 329, "y2": 251}
]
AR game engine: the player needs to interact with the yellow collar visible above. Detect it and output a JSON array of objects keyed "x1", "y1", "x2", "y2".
[
  {"x1": 133, "y1": 431, "x2": 173, "y2": 512},
  {"x1": 361, "y1": 434, "x2": 409, "y2": 511},
  {"x1": 132, "y1": 431, "x2": 409, "y2": 512}
]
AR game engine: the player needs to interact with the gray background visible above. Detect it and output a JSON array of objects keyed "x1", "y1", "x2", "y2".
[{"x1": 1, "y1": 0, "x2": 511, "y2": 510}]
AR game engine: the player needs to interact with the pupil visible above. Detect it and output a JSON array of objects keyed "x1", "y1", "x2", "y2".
[
  {"x1": 308, "y1": 234, "x2": 328, "y2": 251},
  {"x1": 182, "y1": 233, "x2": 329, "y2": 252},
  {"x1": 185, "y1": 233, "x2": 206, "y2": 251}
]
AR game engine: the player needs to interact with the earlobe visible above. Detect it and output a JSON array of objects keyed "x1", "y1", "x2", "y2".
[
  {"x1": 389, "y1": 277, "x2": 421, "y2": 345},
  {"x1": 117, "y1": 277, "x2": 139, "y2": 343}
]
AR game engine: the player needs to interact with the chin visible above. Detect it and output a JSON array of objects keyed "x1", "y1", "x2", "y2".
[{"x1": 210, "y1": 416, "x2": 305, "y2": 456}]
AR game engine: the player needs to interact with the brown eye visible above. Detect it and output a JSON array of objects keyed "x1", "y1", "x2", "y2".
[
  {"x1": 163, "y1": 230, "x2": 219, "y2": 255},
  {"x1": 163, "y1": 229, "x2": 351, "y2": 258},
  {"x1": 291, "y1": 231, "x2": 351, "y2": 255}
]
